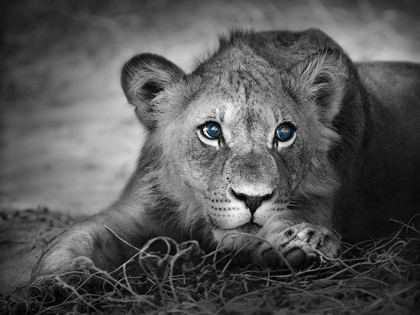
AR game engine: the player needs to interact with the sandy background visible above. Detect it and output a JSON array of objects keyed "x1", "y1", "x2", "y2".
[{"x1": 1, "y1": 0, "x2": 420, "y2": 295}]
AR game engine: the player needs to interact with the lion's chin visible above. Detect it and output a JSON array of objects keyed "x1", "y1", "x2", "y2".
[
  {"x1": 235, "y1": 222, "x2": 262, "y2": 234},
  {"x1": 212, "y1": 223, "x2": 262, "y2": 248},
  {"x1": 214, "y1": 222, "x2": 262, "y2": 235}
]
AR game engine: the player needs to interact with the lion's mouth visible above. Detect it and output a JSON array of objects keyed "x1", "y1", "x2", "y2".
[
  {"x1": 207, "y1": 211, "x2": 263, "y2": 235},
  {"x1": 225, "y1": 222, "x2": 262, "y2": 235}
]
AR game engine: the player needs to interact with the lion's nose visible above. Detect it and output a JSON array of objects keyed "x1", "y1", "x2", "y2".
[{"x1": 229, "y1": 188, "x2": 274, "y2": 215}]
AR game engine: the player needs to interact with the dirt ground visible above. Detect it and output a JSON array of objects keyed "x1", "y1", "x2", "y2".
[
  {"x1": 0, "y1": 208, "x2": 85, "y2": 296},
  {"x1": 1, "y1": 0, "x2": 420, "y2": 297}
]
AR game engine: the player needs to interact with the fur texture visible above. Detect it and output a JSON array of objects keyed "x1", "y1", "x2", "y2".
[{"x1": 31, "y1": 29, "x2": 420, "y2": 284}]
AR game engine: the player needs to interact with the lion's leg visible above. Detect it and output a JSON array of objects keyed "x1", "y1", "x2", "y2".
[{"x1": 30, "y1": 205, "x2": 155, "y2": 286}]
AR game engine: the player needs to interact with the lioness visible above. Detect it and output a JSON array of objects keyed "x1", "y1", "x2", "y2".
[{"x1": 31, "y1": 29, "x2": 420, "y2": 286}]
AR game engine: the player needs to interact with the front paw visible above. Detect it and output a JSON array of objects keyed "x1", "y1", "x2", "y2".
[{"x1": 253, "y1": 222, "x2": 341, "y2": 269}]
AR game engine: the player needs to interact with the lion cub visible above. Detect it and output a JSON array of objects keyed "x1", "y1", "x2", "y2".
[{"x1": 31, "y1": 29, "x2": 420, "y2": 287}]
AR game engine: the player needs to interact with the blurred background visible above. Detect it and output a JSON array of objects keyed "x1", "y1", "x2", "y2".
[{"x1": 1, "y1": 0, "x2": 420, "y2": 216}]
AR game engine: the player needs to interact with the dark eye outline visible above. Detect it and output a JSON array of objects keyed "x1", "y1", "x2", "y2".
[
  {"x1": 275, "y1": 123, "x2": 296, "y2": 142},
  {"x1": 200, "y1": 122, "x2": 222, "y2": 140}
]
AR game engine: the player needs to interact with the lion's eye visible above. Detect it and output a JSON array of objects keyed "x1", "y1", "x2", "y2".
[
  {"x1": 201, "y1": 122, "x2": 222, "y2": 139},
  {"x1": 275, "y1": 123, "x2": 295, "y2": 142}
]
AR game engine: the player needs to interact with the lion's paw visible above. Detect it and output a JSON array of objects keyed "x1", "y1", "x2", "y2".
[
  {"x1": 71, "y1": 256, "x2": 95, "y2": 272},
  {"x1": 253, "y1": 222, "x2": 341, "y2": 269},
  {"x1": 18, "y1": 256, "x2": 100, "y2": 305}
]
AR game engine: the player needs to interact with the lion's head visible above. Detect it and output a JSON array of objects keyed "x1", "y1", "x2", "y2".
[{"x1": 121, "y1": 29, "x2": 355, "y2": 247}]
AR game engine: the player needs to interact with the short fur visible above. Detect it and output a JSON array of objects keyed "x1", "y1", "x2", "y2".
[{"x1": 31, "y1": 29, "x2": 420, "y2": 284}]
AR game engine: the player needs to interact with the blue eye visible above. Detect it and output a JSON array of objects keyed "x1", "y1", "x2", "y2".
[
  {"x1": 276, "y1": 123, "x2": 295, "y2": 141},
  {"x1": 202, "y1": 122, "x2": 222, "y2": 139}
]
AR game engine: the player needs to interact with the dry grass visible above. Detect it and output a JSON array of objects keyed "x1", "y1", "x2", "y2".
[{"x1": 3, "y1": 222, "x2": 419, "y2": 315}]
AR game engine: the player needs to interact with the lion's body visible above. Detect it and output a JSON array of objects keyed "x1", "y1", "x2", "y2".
[
  {"x1": 333, "y1": 62, "x2": 420, "y2": 240},
  {"x1": 31, "y1": 29, "x2": 420, "y2": 283}
]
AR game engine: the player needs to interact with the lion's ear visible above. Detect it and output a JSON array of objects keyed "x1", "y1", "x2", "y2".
[
  {"x1": 121, "y1": 53, "x2": 185, "y2": 130},
  {"x1": 293, "y1": 52, "x2": 349, "y2": 123}
]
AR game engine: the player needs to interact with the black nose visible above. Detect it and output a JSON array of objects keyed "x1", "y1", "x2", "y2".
[{"x1": 229, "y1": 188, "x2": 274, "y2": 214}]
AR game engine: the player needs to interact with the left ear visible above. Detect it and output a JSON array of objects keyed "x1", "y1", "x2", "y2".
[
  {"x1": 121, "y1": 53, "x2": 186, "y2": 130},
  {"x1": 291, "y1": 51, "x2": 349, "y2": 123}
]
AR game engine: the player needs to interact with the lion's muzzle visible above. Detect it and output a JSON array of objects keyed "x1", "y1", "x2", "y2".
[{"x1": 207, "y1": 187, "x2": 290, "y2": 231}]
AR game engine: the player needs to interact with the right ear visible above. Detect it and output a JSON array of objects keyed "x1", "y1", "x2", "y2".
[{"x1": 121, "y1": 53, "x2": 185, "y2": 130}]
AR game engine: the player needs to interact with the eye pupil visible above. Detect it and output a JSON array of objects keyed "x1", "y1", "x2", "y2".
[
  {"x1": 276, "y1": 124, "x2": 294, "y2": 141},
  {"x1": 203, "y1": 122, "x2": 222, "y2": 139}
]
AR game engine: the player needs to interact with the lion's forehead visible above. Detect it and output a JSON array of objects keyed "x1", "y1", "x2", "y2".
[
  {"x1": 200, "y1": 55, "x2": 279, "y2": 94},
  {"x1": 183, "y1": 45, "x2": 300, "y2": 130},
  {"x1": 209, "y1": 68, "x2": 278, "y2": 95},
  {"x1": 189, "y1": 72, "x2": 292, "y2": 120},
  {"x1": 194, "y1": 45, "x2": 281, "y2": 92}
]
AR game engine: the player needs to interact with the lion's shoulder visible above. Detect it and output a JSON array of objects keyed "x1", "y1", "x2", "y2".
[
  {"x1": 356, "y1": 61, "x2": 420, "y2": 111},
  {"x1": 356, "y1": 61, "x2": 420, "y2": 87}
]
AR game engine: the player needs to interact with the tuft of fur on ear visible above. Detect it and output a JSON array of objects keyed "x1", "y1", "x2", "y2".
[
  {"x1": 291, "y1": 51, "x2": 349, "y2": 124},
  {"x1": 121, "y1": 53, "x2": 185, "y2": 130}
]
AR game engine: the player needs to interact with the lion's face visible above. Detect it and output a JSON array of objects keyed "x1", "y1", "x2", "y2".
[
  {"x1": 156, "y1": 65, "x2": 333, "y2": 243},
  {"x1": 121, "y1": 32, "x2": 348, "y2": 244},
  {"x1": 174, "y1": 83, "x2": 304, "y2": 240}
]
